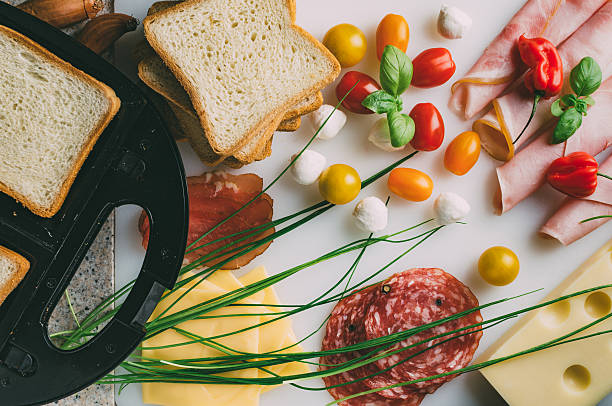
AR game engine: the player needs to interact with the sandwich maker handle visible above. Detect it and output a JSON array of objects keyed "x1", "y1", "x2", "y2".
[{"x1": 0, "y1": 103, "x2": 189, "y2": 406}]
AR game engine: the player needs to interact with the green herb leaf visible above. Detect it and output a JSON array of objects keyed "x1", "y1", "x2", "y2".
[
  {"x1": 582, "y1": 95, "x2": 596, "y2": 106},
  {"x1": 550, "y1": 99, "x2": 564, "y2": 117},
  {"x1": 560, "y1": 94, "x2": 577, "y2": 107},
  {"x1": 380, "y1": 45, "x2": 413, "y2": 97},
  {"x1": 361, "y1": 90, "x2": 402, "y2": 114},
  {"x1": 551, "y1": 108, "x2": 583, "y2": 144},
  {"x1": 574, "y1": 99, "x2": 588, "y2": 115},
  {"x1": 387, "y1": 111, "x2": 415, "y2": 147},
  {"x1": 570, "y1": 57, "x2": 602, "y2": 97}
]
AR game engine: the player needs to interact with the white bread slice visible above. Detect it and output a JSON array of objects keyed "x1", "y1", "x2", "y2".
[
  {"x1": 0, "y1": 25, "x2": 120, "y2": 217},
  {"x1": 143, "y1": 0, "x2": 340, "y2": 156},
  {"x1": 0, "y1": 246, "x2": 30, "y2": 307}
]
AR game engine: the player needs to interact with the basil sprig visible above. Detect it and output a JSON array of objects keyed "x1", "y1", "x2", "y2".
[
  {"x1": 550, "y1": 57, "x2": 601, "y2": 144},
  {"x1": 362, "y1": 45, "x2": 414, "y2": 147}
]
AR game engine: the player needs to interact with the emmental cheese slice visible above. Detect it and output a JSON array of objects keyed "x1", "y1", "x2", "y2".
[
  {"x1": 478, "y1": 238, "x2": 612, "y2": 406},
  {"x1": 142, "y1": 266, "x2": 310, "y2": 406}
]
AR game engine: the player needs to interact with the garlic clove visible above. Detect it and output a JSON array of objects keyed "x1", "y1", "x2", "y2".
[
  {"x1": 368, "y1": 118, "x2": 405, "y2": 152},
  {"x1": 437, "y1": 4, "x2": 472, "y2": 40},
  {"x1": 308, "y1": 104, "x2": 347, "y2": 140},
  {"x1": 290, "y1": 150, "x2": 327, "y2": 185},
  {"x1": 353, "y1": 196, "x2": 388, "y2": 233},
  {"x1": 433, "y1": 192, "x2": 470, "y2": 225}
]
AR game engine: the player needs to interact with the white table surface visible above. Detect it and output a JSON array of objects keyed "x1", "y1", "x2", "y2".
[{"x1": 112, "y1": 1, "x2": 612, "y2": 405}]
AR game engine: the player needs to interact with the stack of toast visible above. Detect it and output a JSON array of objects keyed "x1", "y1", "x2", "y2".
[{"x1": 137, "y1": 0, "x2": 340, "y2": 167}]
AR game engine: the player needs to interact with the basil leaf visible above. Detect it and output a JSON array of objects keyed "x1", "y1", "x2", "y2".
[
  {"x1": 582, "y1": 95, "x2": 596, "y2": 106},
  {"x1": 551, "y1": 108, "x2": 583, "y2": 144},
  {"x1": 387, "y1": 111, "x2": 415, "y2": 147},
  {"x1": 550, "y1": 99, "x2": 564, "y2": 117},
  {"x1": 574, "y1": 99, "x2": 588, "y2": 115},
  {"x1": 560, "y1": 94, "x2": 577, "y2": 107},
  {"x1": 362, "y1": 90, "x2": 401, "y2": 114},
  {"x1": 570, "y1": 57, "x2": 602, "y2": 97},
  {"x1": 380, "y1": 45, "x2": 413, "y2": 97}
]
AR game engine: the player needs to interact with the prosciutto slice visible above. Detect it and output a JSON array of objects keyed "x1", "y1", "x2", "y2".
[
  {"x1": 449, "y1": 0, "x2": 606, "y2": 120},
  {"x1": 540, "y1": 154, "x2": 612, "y2": 244},
  {"x1": 494, "y1": 79, "x2": 612, "y2": 214},
  {"x1": 473, "y1": 2, "x2": 612, "y2": 158},
  {"x1": 139, "y1": 171, "x2": 274, "y2": 269}
]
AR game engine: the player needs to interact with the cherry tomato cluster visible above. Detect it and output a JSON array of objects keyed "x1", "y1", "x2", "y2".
[{"x1": 321, "y1": 13, "x2": 480, "y2": 204}]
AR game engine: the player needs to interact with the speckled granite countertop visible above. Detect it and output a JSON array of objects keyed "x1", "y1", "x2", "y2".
[{"x1": 2, "y1": 1, "x2": 117, "y2": 405}]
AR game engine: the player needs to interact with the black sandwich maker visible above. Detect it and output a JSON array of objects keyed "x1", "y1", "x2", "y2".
[{"x1": 0, "y1": 3, "x2": 189, "y2": 405}]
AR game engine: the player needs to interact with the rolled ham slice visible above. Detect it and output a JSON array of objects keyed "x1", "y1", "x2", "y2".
[
  {"x1": 495, "y1": 79, "x2": 612, "y2": 214},
  {"x1": 473, "y1": 1, "x2": 612, "y2": 161},
  {"x1": 449, "y1": 0, "x2": 605, "y2": 120},
  {"x1": 540, "y1": 154, "x2": 612, "y2": 244}
]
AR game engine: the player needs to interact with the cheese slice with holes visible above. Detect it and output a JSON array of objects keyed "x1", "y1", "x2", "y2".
[
  {"x1": 142, "y1": 266, "x2": 309, "y2": 406},
  {"x1": 478, "y1": 239, "x2": 612, "y2": 406}
]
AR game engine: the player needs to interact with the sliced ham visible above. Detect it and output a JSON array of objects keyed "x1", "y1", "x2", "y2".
[
  {"x1": 473, "y1": 2, "x2": 612, "y2": 160},
  {"x1": 495, "y1": 79, "x2": 612, "y2": 214},
  {"x1": 139, "y1": 171, "x2": 274, "y2": 269},
  {"x1": 540, "y1": 153, "x2": 612, "y2": 244},
  {"x1": 449, "y1": 0, "x2": 606, "y2": 120}
]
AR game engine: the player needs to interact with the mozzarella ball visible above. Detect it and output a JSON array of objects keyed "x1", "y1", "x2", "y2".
[
  {"x1": 438, "y1": 4, "x2": 472, "y2": 39},
  {"x1": 290, "y1": 150, "x2": 327, "y2": 185},
  {"x1": 434, "y1": 192, "x2": 470, "y2": 225},
  {"x1": 353, "y1": 196, "x2": 388, "y2": 232},
  {"x1": 368, "y1": 118, "x2": 404, "y2": 152},
  {"x1": 309, "y1": 104, "x2": 347, "y2": 140}
]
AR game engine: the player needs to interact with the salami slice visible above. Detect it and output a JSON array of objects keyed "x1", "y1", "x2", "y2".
[
  {"x1": 139, "y1": 171, "x2": 274, "y2": 269},
  {"x1": 364, "y1": 268, "x2": 482, "y2": 395},
  {"x1": 321, "y1": 284, "x2": 424, "y2": 406}
]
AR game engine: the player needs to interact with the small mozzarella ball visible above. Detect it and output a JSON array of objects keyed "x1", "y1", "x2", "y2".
[
  {"x1": 309, "y1": 104, "x2": 347, "y2": 140},
  {"x1": 368, "y1": 118, "x2": 404, "y2": 152},
  {"x1": 437, "y1": 4, "x2": 472, "y2": 39},
  {"x1": 353, "y1": 196, "x2": 388, "y2": 233},
  {"x1": 434, "y1": 192, "x2": 470, "y2": 225},
  {"x1": 290, "y1": 150, "x2": 327, "y2": 185}
]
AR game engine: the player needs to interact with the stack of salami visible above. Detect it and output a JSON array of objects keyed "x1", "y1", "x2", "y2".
[
  {"x1": 321, "y1": 268, "x2": 483, "y2": 405},
  {"x1": 450, "y1": 0, "x2": 612, "y2": 244}
]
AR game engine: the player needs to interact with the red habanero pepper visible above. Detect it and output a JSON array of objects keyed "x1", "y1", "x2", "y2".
[
  {"x1": 546, "y1": 152, "x2": 612, "y2": 198},
  {"x1": 514, "y1": 35, "x2": 563, "y2": 144}
]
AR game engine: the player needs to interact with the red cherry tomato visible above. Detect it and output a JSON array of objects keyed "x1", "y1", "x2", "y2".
[
  {"x1": 409, "y1": 103, "x2": 445, "y2": 151},
  {"x1": 412, "y1": 48, "x2": 456, "y2": 88},
  {"x1": 336, "y1": 71, "x2": 381, "y2": 114}
]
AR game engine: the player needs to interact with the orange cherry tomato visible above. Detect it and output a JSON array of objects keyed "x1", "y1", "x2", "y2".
[
  {"x1": 444, "y1": 131, "x2": 481, "y2": 176},
  {"x1": 387, "y1": 168, "x2": 433, "y2": 202},
  {"x1": 376, "y1": 14, "x2": 410, "y2": 61}
]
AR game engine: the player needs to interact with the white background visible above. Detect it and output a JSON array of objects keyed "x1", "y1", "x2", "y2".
[{"x1": 112, "y1": 1, "x2": 612, "y2": 405}]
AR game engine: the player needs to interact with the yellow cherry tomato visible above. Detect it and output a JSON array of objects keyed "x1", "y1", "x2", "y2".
[
  {"x1": 323, "y1": 24, "x2": 367, "y2": 68},
  {"x1": 387, "y1": 168, "x2": 433, "y2": 202},
  {"x1": 376, "y1": 14, "x2": 410, "y2": 61},
  {"x1": 478, "y1": 246, "x2": 520, "y2": 286},
  {"x1": 444, "y1": 131, "x2": 481, "y2": 176},
  {"x1": 319, "y1": 164, "x2": 361, "y2": 205}
]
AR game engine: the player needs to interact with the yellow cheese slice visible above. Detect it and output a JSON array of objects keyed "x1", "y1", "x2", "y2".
[{"x1": 478, "y1": 239, "x2": 612, "y2": 406}]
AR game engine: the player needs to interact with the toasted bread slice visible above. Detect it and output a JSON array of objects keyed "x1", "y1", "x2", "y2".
[
  {"x1": 278, "y1": 116, "x2": 301, "y2": 132},
  {"x1": 0, "y1": 25, "x2": 120, "y2": 217},
  {"x1": 144, "y1": 0, "x2": 340, "y2": 156},
  {"x1": 0, "y1": 246, "x2": 30, "y2": 307}
]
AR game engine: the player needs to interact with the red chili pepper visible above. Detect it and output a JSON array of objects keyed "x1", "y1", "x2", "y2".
[
  {"x1": 514, "y1": 35, "x2": 563, "y2": 144},
  {"x1": 547, "y1": 152, "x2": 598, "y2": 198}
]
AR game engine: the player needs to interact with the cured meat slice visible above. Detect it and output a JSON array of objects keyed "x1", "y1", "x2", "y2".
[
  {"x1": 540, "y1": 153, "x2": 612, "y2": 244},
  {"x1": 320, "y1": 284, "x2": 424, "y2": 406},
  {"x1": 473, "y1": 2, "x2": 612, "y2": 160},
  {"x1": 495, "y1": 79, "x2": 612, "y2": 214},
  {"x1": 364, "y1": 268, "x2": 482, "y2": 395},
  {"x1": 139, "y1": 171, "x2": 274, "y2": 269},
  {"x1": 449, "y1": 0, "x2": 605, "y2": 120}
]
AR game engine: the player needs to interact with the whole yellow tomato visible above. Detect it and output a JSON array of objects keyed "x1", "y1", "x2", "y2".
[
  {"x1": 478, "y1": 246, "x2": 520, "y2": 286},
  {"x1": 319, "y1": 164, "x2": 361, "y2": 205},
  {"x1": 444, "y1": 131, "x2": 481, "y2": 176},
  {"x1": 323, "y1": 24, "x2": 367, "y2": 68},
  {"x1": 376, "y1": 14, "x2": 410, "y2": 60},
  {"x1": 387, "y1": 168, "x2": 433, "y2": 202}
]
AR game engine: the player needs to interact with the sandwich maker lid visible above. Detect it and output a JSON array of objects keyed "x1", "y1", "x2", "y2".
[{"x1": 0, "y1": 3, "x2": 189, "y2": 405}]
